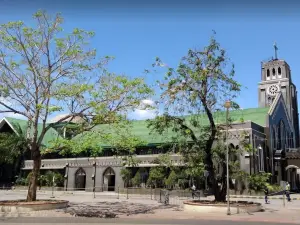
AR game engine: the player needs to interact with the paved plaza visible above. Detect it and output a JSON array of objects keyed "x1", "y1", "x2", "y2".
[
  {"x1": 1, "y1": 190, "x2": 300, "y2": 224},
  {"x1": 0, "y1": 218, "x2": 298, "y2": 225}
]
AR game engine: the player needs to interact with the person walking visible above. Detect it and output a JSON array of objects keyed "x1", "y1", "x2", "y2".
[
  {"x1": 264, "y1": 186, "x2": 270, "y2": 204},
  {"x1": 286, "y1": 182, "x2": 291, "y2": 202},
  {"x1": 191, "y1": 184, "x2": 196, "y2": 199}
]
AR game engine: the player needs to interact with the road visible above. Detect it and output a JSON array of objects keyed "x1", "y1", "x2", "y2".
[{"x1": 0, "y1": 218, "x2": 298, "y2": 225}]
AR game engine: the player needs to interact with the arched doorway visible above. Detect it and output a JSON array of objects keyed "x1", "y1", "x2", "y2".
[
  {"x1": 103, "y1": 167, "x2": 115, "y2": 192},
  {"x1": 286, "y1": 165, "x2": 300, "y2": 190},
  {"x1": 75, "y1": 168, "x2": 86, "y2": 190}
]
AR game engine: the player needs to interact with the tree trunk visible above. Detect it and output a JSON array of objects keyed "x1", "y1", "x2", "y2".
[
  {"x1": 26, "y1": 148, "x2": 41, "y2": 201},
  {"x1": 213, "y1": 182, "x2": 227, "y2": 201},
  {"x1": 215, "y1": 162, "x2": 228, "y2": 202}
]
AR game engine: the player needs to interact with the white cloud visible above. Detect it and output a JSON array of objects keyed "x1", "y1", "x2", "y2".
[
  {"x1": 130, "y1": 109, "x2": 156, "y2": 120},
  {"x1": 128, "y1": 99, "x2": 157, "y2": 120},
  {"x1": 141, "y1": 99, "x2": 155, "y2": 106}
]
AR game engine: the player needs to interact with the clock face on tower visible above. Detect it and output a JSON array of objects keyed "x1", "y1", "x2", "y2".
[{"x1": 267, "y1": 84, "x2": 280, "y2": 96}]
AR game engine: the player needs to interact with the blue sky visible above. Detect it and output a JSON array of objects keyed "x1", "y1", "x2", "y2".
[{"x1": 0, "y1": 0, "x2": 300, "y2": 120}]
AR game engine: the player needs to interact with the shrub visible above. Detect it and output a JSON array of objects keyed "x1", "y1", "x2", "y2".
[
  {"x1": 120, "y1": 168, "x2": 132, "y2": 187},
  {"x1": 15, "y1": 177, "x2": 26, "y2": 186},
  {"x1": 131, "y1": 170, "x2": 142, "y2": 187},
  {"x1": 146, "y1": 167, "x2": 166, "y2": 188},
  {"x1": 266, "y1": 183, "x2": 283, "y2": 193},
  {"x1": 248, "y1": 172, "x2": 272, "y2": 192},
  {"x1": 165, "y1": 170, "x2": 177, "y2": 188},
  {"x1": 24, "y1": 171, "x2": 64, "y2": 187},
  {"x1": 43, "y1": 171, "x2": 64, "y2": 187}
]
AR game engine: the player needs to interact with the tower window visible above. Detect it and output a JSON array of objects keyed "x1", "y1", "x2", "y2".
[
  {"x1": 267, "y1": 69, "x2": 270, "y2": 77},
  {"x1": 272, "y1": 68, "x2": 276, "y2": 76},
  {"x1": 278, "y1": 67, "x2": 282, "y2": 75}
]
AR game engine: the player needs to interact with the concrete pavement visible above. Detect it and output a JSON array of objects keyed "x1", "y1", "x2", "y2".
[
  {"x1": 1, "y1": 190, "x2": 300, "y2": 224},
  {"x1": 0, "y1": 217, "x2": 298, "y2": 224},
  {"x1": 230, "y1": 194, "x2": 300, "y2": 200}
]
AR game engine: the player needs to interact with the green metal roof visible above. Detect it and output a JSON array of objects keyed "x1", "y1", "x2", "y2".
[
  {"x1": 3, "y1": 117, "x2": 62, "y2": 147},
  {"x1": 203, "y1": 107, "x2": 269, "y2": 127},
  {"x1": 74, "y1": 107, "x2": 270, "y2": 146},
  {"x1": 1, "y1": 107, "x2": 269, "y2": 148}
]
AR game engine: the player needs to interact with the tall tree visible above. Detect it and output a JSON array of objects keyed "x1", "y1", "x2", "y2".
[
  {"x1": 0, "y1": 11, "x2": 152, "y2": 201},
  {"x1": 147, "y1": 33, "x2": 241, "y2": 201}
]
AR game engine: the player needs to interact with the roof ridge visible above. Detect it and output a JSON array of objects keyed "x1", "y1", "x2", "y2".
[
  {"x1": 129, "y1": 107, "x2": 269, "y2": 122},
  {"x1": 2, "y1": 117, "x2": 62, "y2": 147}
]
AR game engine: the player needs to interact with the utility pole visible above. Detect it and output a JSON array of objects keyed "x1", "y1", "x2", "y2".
[{"x1": 225, "y1": 100, "x2": 231, "y2": 216}]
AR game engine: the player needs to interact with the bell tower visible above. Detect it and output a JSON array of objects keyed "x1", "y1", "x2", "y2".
[
  {"x1": 258, "y1": 59, "x2": 293, "y2": 109},
  {"x1": 258, "y1": 43, "x2": 299, "y2": 147}
]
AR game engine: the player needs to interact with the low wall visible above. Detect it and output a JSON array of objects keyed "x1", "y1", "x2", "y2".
[
  {"x1": 183, "y1": 201, "x2": 262, "y2": 214},
  {"x1": 12, "y1": 186, "x2": 64, "y2": 191},
  {"x1": 229, "y1": 190, "x2": 264, "y2": 196},
  {"x1": 0, "y1": 200, "x2": 69, "y2": 213}
]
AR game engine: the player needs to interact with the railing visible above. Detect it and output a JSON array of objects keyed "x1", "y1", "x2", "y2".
[
  {"x1": 7, "y1": 186, "x2": 204, "y2": 206},
  {"x1": 0, "y1": 184, "x2": 12, "y2": 190}
]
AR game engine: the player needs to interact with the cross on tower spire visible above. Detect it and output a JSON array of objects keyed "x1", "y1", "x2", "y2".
[{"x1": 274, "y1": 42, "x2": 278, "y2": 60}]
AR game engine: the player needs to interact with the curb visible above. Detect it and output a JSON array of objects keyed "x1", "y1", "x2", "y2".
[{"x1": 230, "y1": 195, "x2": 300, "y2": 200}]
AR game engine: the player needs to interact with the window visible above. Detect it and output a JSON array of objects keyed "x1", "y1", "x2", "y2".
[
  {"x1": 277, "y1": 124, "x2": 281, "y2": 149},
  {"x1": 273, "y1": 127, "x2": 276, "y2": 150},
  {"x1": 266, "y1": 69, "x2": 270, "y2": 80},
  {"x1": 280, "y1": 120, "x2": 285, "y2": 150},
  {"x1": 278, "y1": 67, "x2": 282, "y2": 75},
  {"x1": 272, "y1": 68, "x2": 276, "y2": 76},
  {"x1": 286, "y1": 133, "x2": 289, "y2": 149}
]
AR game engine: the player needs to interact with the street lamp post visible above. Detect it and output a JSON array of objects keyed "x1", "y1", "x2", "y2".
[
  {"x1": 92, "y1": 161, "x2": 96, "y2": 198},
  {"x1": 224, "y1": 100, "x2": 231, "y2": 216}
]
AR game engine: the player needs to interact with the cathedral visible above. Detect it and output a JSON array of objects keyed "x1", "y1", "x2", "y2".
[
  {"x1": 0, "y1": 51, "x2": 300, "y2": 192},
  {"x1": 258, "y1": 54, "x2": 300, "y2": 187}
]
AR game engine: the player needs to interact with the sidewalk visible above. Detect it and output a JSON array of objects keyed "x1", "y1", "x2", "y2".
[
  {"x1": 125, "y1": 207, "x2": 300, "y2": 224},
  {"x1": 230, "y1": 194, "x2": 300, "y2": 200}
]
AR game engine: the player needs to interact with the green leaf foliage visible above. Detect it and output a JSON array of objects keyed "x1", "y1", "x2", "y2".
[
  {"x1": 147, "y1": 33, "x2": 242, "y2": 201},
  {"x1": 120, "y1": 168, "x2": 132, "y2": 187},
  {"x1": 248, "y1": 172, "x2": 272, "y2": 192},
  {"x1": 39, "y1": 171, "x2": 64, "y2": 187},
  {"x1": 0, "y1": 10, "x2": 153, "y2": 201},
  {"x1": 146, "y1": 167, "x2": 167, "y2": 188},
  {"x1": 131, "y1": 170, "x2": 142, "y2": 187},
  {"x1": 165, "y1": 170, "x2": 178, "y2": 188},
  {"x1": 0, "y1": 124, "x2": 28, "y2": 164}
]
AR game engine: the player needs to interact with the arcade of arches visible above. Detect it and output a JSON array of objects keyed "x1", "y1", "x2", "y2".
[
  {"x1": 103, "y1": 167, "x2": 116, "y2": 192},
  {"x1": 73, "y1": 167, "x2": 116, "y2": 192},
  {"x1": 75, "y1": 168, "x2": 86, "y2": 190}
]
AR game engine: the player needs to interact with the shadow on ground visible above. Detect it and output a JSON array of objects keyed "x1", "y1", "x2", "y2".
[{"x1": 60, "y1": 201, "x2": 180, "y2": 218}]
